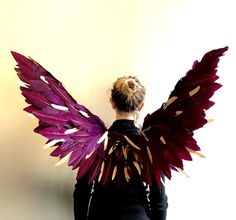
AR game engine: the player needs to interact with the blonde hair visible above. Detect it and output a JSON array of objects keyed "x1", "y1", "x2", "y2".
[{"x1": 111, "y1": 76, "x2": 146, "y2": 112}]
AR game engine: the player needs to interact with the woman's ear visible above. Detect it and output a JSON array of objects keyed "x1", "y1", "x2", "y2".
[
  {"x1": 136, "y1": 102, "x2": 144, "y2": 112},
  {"x1": 110, "y1": 97, "x2": 116, "y2": 109}
]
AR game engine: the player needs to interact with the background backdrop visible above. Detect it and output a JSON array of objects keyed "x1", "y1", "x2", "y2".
[{"x1": 0, "y1": 0, "x2": 235, "y2": 219}]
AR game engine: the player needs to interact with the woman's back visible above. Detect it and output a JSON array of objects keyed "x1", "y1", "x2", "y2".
[{"x1": 74, "y1": 119, "x2": 168, "y2": 220}]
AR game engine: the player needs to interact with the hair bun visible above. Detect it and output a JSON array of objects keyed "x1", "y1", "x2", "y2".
[
  {"x1": 111, "y1": 76, "x2": 146, "y2": 112},
  {"x1": 127, "y1": 79, "x2": 136, "y2": 90}
]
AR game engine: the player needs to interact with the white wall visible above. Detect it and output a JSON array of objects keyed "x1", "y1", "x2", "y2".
[{"x1": 0, "y1": 0, "x2": 235, "y2": 219}]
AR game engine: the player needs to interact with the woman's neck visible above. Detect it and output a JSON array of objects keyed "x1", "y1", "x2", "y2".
[{"x1": 115, "y1": 111, "x2": 136, "y2": 120}]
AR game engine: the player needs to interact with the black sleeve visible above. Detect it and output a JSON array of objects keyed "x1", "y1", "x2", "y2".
[
  {"x1": 73, "y1": 175, "x2": 92, "y2": 220},
  {"x1": 149, "y1": 178, "x2": 168, "y2": 220}
]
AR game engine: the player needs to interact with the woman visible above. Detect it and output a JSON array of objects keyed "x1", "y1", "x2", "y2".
[
  {"x1": 12, "y1": 47, "x2": 227, "y2": 220},
  {"x1": 73, "y1": 76, "x2": 168, "y2": 220}
]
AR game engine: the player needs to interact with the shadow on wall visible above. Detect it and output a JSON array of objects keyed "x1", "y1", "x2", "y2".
[{"x1": 0, "y1": 120, "x2": 76, "y2": 220}]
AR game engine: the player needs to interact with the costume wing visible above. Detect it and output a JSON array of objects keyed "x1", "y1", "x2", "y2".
[
  {"x1": 12, "y1": 51, "x2": 108, "y2": 182},
  {"x1": 139, "y1": 46, "x2": 228, "y2": 186}
]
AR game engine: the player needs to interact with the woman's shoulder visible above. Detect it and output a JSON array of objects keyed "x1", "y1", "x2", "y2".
[{"x1": 109, "y1": 119, "x2": 140, "y2": 134}]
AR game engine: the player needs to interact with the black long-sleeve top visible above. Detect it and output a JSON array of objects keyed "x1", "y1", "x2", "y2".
[{"x1": 74, "y1": 120, "x2": 168, "y2": 220}]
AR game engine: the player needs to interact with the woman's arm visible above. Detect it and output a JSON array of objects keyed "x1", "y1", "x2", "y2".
[
  {"x1": 149, "y1": 177, "x2": 168, "y2": 220},
  {"x1": 73, "y1": 175, "x2": 93, "y2": 220}
]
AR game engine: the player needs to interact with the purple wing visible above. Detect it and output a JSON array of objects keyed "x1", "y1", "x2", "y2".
[
  {"x1": 139, "y1": 46, "x2": 228, "y2": 186},
  {"x1": 12, "y1": 51, "x2": 107, "y2": 180}
]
